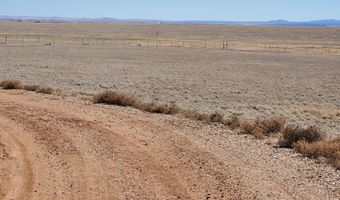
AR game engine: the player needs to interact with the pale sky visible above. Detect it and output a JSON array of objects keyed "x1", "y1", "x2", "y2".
[{"x1": 1, "y1": 0, "x2": 339, "y2": 21}]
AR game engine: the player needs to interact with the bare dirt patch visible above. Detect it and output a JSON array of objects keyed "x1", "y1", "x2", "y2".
[{"x1": 0, "y1": 90, "x2": 339, "y2": 199}]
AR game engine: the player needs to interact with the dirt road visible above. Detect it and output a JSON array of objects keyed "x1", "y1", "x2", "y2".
[{"x1": 0, "y1": 90, "x2": 339, "y2": 199}]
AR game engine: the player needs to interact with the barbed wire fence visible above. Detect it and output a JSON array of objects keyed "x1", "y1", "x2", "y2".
[
  {"x1": 0, "y1": 34, "x2": 231, "y2": 50},
  {"x1": 0, "y1": 34, "x2": 339, "y2": 54}
]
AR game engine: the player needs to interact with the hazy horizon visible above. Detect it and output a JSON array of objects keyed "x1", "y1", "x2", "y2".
[{"x1": 1, "y1": 0, "x2": 340, "y2": 22}]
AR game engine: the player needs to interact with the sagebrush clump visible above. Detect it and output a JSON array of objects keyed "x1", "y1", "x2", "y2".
[
  {"x1": 0, "y1": 80, "x2": 22, "y2": 89},
  {"x1": 278, "y1": 125, "x2": 323, "y2": 148},
  {"x1": 295, "y1": 138, "x2": 340, "y2": 169}
]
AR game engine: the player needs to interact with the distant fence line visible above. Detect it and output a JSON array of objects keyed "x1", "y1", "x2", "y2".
[{"x1": 1, "y1": 34, "x2": 340, "y2": 55}]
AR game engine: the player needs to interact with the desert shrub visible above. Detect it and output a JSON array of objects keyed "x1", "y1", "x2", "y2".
[
  {"x1": 240, "y1": 115, "x2": 285, "y2": 138},
  {"x1": 223, "y1": 114, "x2": 241, "y2": 129},
  {"x1": 279, "y1": 125, "x2": 323, "y2": 148},
  {"x1": 140, "y1": 102, "x2": 180, "y2": 115},
  {"x1": 36, "y1": 87, "x2": 54, "y2": 94},
  {"x1": 255, "y1": 116, "x2": 286, "y2": 134},
  {"x1": 23, "y1": 84, "x2": 40, "y2": 91},
  {"x1": 180, "y1": 110, "x2": 209, "y2": 121},
  {"x1": 240, "y1": 121, "x2": 265, "y2": 139},
  {"x1": 0, "y1": 80, "x2": 22, "y2": 89},
  {"x1": 208, "y1": 112, "x2": 224, "y2": 123},
  {"x1": 93, "y1": 91, "x2": 139, "y2": 107},
  {"x1": 295, "y1": 138, "x2": 340, "y2": 169}
]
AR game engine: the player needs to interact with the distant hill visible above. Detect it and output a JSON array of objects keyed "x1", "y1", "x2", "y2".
[{"x1": 0, "y1": 15, "x2": 340, "y2": 26}]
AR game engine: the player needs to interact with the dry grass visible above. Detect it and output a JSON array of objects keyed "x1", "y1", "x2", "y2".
[
  {"x1": 93, "y1": 91, "x2": 227, "y2": 123},
  {"x1": 295, "y1": 138, "x2": 340, "y2": 169},
  {"x1": 223, "y1": 114, "x2": 241, "y2": 129},
  {"x1": 23, "y1": 84, "x2": 40, "y2": 91},
  {"x1": 139, "y1": 102, "x2": 180, "y2": 115},
  {"x1": 278, "y1": 125, "x2": 323, "y2": 148},
  {"x1": 36, "y1": 87, "x2": 54, "y2": 94},
  {"x1": 256, "y1": 116, "x2": 286, "y2": 134},
  {"x1": 93, "y1": 91, "x2": 139, "y2": 107},
  {"x1": 240, "y1": 116, "x2": 286, "y2": 138},
  {"x1": 0, "y1": 80, "x2": 22, "y2": 89},
  {"x1": 179, "y1": 110, "x2": 209, "y2": 121},
  {"x1": 0, "y1": 80, "x2": 54, "y2": 95},
  {"x1": 208, "y1": 112, "x2": 224, "y2": 123},
  {"x1": 241, "y1": 121, "x2": 265, "y2": 139}
]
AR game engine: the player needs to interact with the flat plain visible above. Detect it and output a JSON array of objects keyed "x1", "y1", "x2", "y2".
[{"x1": 0, "y1": 21, "x2": 339, "y2": 136}]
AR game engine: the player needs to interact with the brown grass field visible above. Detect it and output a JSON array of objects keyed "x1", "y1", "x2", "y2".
[
  {"x1": 0, "y1": 21, "x2": 339, "y2": 136},
  {"x1": 0, "y1": 21, "x2": 339, "y2": 199}
]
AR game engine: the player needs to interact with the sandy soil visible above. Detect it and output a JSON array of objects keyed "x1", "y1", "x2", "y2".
[{"x1": 0, "y1": 90, "x2": 339, "y2": 199}]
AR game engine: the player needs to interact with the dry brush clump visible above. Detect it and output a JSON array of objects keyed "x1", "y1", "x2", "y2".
[
  {"x1": 240, "y1": 116, "x2": 286, "y2": 138},
  {"x1": 36, "y1": 87, "x2": 54, "y2": 94},
  {"x1": 93, "y1": 92, "x2": 231, "y2": 124},
  {"x1": 139, "y1": 102, "x2": 180, "y2": 115},
  {"x1": 0, "y1": 80, "x2": 22, "y2": 89},
  {"x1": 93, "y1": 91, "x2": 139, "y2": 107},
  {"x1": 179, "y1": 109, "x2": 210, "y2": 121},
  {"x1": 295, "y1": 138, "x2": 340, "y2": 169},
  {"x1": 222, "y1": 114, "x2": 241, "y2": 129},
  {"x1": 256, "y1": 116, "x2": 286, "y2": 134},
  {"x1": 0, "y1": 80, "x2": 55, "y2": 95},
  {"x1": 208, "y1": 112, "x2": 224, "y2": 123},
  {"x1": 278, "y1": 125, "x2": 323, "y2": 148},
  {"x1": 23, "y1": 84, "x2": 40, "y2": 91}
]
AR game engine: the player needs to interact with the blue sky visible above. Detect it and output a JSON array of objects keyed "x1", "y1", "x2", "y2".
[{"x1": 1, "y1": 0, "x2": 339, "y2": 21}]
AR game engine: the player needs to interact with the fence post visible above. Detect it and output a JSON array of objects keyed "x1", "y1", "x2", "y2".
[{"x1": 5, "y1": 35, "x2": 8, "y2": 45}]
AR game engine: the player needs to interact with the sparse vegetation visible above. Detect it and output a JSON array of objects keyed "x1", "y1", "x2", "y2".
[
  {"x1": 36, "y1": 87, "x2": 54, "y2": 94},
  {"x1": 240, "y1": 116, "x2": 285, "y2": 138},
  {"x1": 0, "y1": 80, "x2": 22, "y2": 89},
  {"x1": 278, "y1": 125, "x2": 323, "y2": 148},
  {"x1": 295, "y1": 138, "x2": 340, "y2": 169},
  {"x1": 208, "y1": 112, "x2": 224, "y2": 123},
  {"x1": 23, "y1": 84, "x2": 40, "y2": 91},
  {"x1": 240, "y1": 121, "x2": 265, "y2": 139},
  {"x1": 140, "y1": 102, "x2": 180, "y2": 115},
  {"x1": 94, "y1": 91, "x2": 213, "y2": 121},
  {"x1": 222, "y1": 114, "x2": 241, "y2": 129},
  {"x1": 1, "y1": 80, "x2": 338, "y2": 169},
  {"x1": 256, "y1": 116, "x2": 286, "y2": 135},
  {"x1": 0, "y1": 80, "x2": 54, "y2": 95},
  {"x1": 179, "y1": 110, "x2": 209, "y2": 121},
  {"x1": 93, "y1": 91, "x2": 139, "y2": 107}
]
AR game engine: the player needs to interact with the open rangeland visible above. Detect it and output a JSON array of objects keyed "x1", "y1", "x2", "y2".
[{"x1": 0, "y1": 22, "x2": 340, "y2": 199}]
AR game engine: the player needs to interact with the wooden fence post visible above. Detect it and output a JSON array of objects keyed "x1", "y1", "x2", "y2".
[{"x1": 5, "y1": 35, "x2": 8, "y2": 45}]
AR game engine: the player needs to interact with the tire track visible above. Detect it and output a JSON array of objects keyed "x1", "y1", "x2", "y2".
[
  {"x1": 0, "y1": 90, "x2": 338, "y2": 199},
  {"x1": 0, "y1": 118, "x2": 34, "y2": 200}
]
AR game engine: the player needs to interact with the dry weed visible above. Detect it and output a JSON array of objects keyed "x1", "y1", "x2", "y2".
[
  {"x1": 0, "y1": 80, "x2": 22, "y2": 89},
  {"x1": 295, "y1": 138, "x2": 340, "y2": 169},
  {"x1": 279, "y1": 125, "x2": 323, "y2": 148}
]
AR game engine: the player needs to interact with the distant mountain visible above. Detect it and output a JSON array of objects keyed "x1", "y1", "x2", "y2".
[{"x1": 0, "y1": 15, "x2": 340, "y2": 26}]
